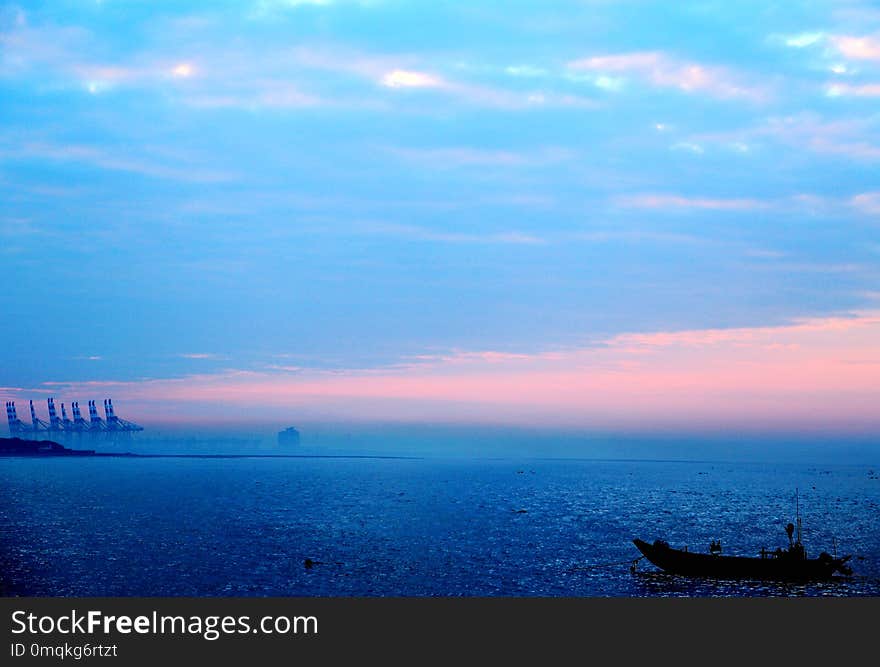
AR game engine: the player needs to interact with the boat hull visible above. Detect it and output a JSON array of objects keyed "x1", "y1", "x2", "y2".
[{"x1": 633, "y1": 539, "x2": 848, "y2": 581}]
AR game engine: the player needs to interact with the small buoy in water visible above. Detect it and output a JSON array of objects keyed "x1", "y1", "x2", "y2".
[{"x1": 304, "y1": 558, "x2": 314, "y2": 569}]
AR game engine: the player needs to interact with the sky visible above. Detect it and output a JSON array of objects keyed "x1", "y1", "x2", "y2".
[{"x1": 1, "y1": 1, "x2": 879, "y2": 439}]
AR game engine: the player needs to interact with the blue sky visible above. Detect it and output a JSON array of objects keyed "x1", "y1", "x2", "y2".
[{"x1": 2, "y1": 1, "x2": 879, "y2": 429}]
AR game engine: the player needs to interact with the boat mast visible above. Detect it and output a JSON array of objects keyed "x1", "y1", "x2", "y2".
[{"x1": 795, "y1": 488, "x2": 802, "y2": 545}]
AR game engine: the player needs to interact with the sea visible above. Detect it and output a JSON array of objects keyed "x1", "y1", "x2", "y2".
[{"x1": 1, "y1": 455, "x2": 878, "y2": 597}]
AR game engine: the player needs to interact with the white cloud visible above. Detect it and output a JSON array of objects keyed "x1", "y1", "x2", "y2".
[
  {"x1": 251, "y1": 0, "x2": 334, "y2": 13},
  {"x1": 380, "y1": 69, "x2": 442, "y2": 89},
  {"x1": 171, "y1": 62, "x2": 195, "y2": 78},
  {"x1": 784, "y1": 32, "x2": 825, "y2": 48},
  {"x1": 376, "y1": 68, "x2": 598, "y2": 110},
  {"x1": 593, "y1": 75, "x2": 624, "y2": 91},
  {"x1": 671, "y1": 141, "x2": 704, "y2": 154},
  {"x1": 504, "y1": 65, "x2": 547, "y2": 78}
]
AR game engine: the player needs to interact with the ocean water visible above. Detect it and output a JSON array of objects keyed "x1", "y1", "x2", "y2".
[{"x1": 1, "y1": 456, "x2": 878, "y2": 597}]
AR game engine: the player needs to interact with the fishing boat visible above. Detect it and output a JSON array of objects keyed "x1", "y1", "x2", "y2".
[{"x1": 632, "y1": 494, "x2": 853, "y2": 581}]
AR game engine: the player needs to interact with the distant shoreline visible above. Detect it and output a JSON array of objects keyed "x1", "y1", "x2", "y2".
[
  {"x1": 0, "y1": 437, "x2": 419, "y2": 460},
  {"x1": 90, "y1": 453, "x2": 422, "y2": 460}
]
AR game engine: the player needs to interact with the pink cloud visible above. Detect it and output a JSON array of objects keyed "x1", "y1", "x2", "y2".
[
  {"x1": 385, "y1": 145, "x2": 575, "y2": 168},
  {"x1": 693, "y1": 113, "x2": 880, "y2": 162},
  {"x1": 851, "y1": 191, "x2": 880, "y2": 215},
  {"x1": 826, "y1": 82, "x2": 880, "y2": 97},
  {"x1": 608, "y1": 314, "x2": 879, "y2": 348},
  {"x1": 353, "y1": 222, "x2": 546, "y2": 245},
  {"x1": 13, "y1": 312, "x2": 880, "y2": 433},
  {"x1": 1, "y1": 142, "x2": 235, "y2": 183},
  {"x1": 615, "y1": 194, "x2": 768, "y2": 210},
  {"x1": 831, "y1": 35, "x2": 880, "y2": 60},
  {"x1": 567, "y1": 51, "x2": 766, "y2": 101}
]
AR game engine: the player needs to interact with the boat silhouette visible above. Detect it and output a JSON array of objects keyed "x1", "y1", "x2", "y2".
[{"x1": 633, "y1": 493, "x2": 853, "y2": 581}]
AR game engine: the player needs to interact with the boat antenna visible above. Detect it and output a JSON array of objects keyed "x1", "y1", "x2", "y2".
[{"x1": 795, "y1": 487, "x2": 802, "y2": 545}]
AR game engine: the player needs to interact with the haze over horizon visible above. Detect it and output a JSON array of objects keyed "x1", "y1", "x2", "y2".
[{"x1": 2, "y1": 1, "x2": 880, "y2": 441}]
